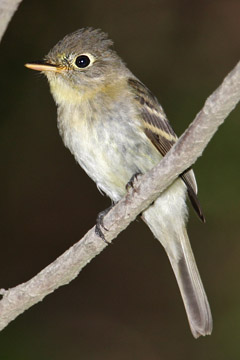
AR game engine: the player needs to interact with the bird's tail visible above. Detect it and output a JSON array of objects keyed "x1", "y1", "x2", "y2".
[{"x1": 142, "y1": 182, "x2": 212, "y2": 338}]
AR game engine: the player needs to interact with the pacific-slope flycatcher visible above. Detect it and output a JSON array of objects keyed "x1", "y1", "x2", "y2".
[{"x1": 25, "y1": 28, "x2": 212, "y2": 338}]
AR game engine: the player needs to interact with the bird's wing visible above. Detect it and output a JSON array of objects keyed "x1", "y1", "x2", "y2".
[{"x1": 128, "y1": 78, "x2": 205, "y2": 222}]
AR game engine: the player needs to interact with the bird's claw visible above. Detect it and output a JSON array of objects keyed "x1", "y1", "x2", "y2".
[
  {"x1": 126, "y1": 171, "x2": 142, "y2": 191},
  {"x1": 95, "y1": 205, "x2": 115, "y2": 243}
]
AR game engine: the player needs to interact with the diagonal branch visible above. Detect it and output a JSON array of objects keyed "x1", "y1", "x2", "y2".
[
  {"x1": 0, "y1": 0, "x2": 23, "y2": 42},
  {"x1": 0, "y1": 60, "x2": 239, "y2": 332}
]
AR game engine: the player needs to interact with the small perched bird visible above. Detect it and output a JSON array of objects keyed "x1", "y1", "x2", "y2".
[{"x1": 25, "y1": 28, "x2": 212, "y2": 338}]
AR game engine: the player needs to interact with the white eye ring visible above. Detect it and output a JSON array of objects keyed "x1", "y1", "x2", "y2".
[{"x1": 74, "y1": 53, "x2": 95, "y2": 69}]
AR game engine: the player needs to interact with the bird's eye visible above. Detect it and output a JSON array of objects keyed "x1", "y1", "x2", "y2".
[{"x1": 75, "y1": 55, "x2": 91, "y2": 68}]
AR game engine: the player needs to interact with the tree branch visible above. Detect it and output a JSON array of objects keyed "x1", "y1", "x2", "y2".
[
  {"x1": 0, "y1": 0, "x2": 23, "y2": 42},
  {"x1": 0, "y1": 60, "x2": 239, "y2": 331}
]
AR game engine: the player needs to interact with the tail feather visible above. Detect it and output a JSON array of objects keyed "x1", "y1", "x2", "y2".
[
  {"x1": 168, "y1": 227, "x2": 212, "y2": 338},
  {"x1": 142, "y1": 182, "x2": 212, "y2": 338}
]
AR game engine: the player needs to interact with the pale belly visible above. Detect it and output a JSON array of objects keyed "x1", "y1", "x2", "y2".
[{"x1": 57, "y1": 105, "x2": 162, "y2": 202}]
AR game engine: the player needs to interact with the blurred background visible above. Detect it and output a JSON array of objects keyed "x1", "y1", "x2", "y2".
[{"x1": 0, "y1": 0, "x2": 240, "y2": 359}]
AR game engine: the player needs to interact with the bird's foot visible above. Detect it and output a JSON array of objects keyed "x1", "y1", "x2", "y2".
[
  {"x1": 95, "y1": 204, "x2": 115, "y2": 243},
  {"x1": 126, "y1": 171, "x2": 142, "y2": 191}
]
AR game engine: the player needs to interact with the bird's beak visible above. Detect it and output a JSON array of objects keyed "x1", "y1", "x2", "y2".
[{"x1": 25, "y1": 61, "x2": 64, "y2": 73}]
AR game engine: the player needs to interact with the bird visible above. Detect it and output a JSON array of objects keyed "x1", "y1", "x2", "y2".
[{"x1": 25, "y1": 27, "x2": 212, "y2": 338}]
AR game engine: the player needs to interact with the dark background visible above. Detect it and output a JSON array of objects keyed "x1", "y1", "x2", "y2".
[{"x1": 0, "y1": 0, "x2": 240, "y2": 359}]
